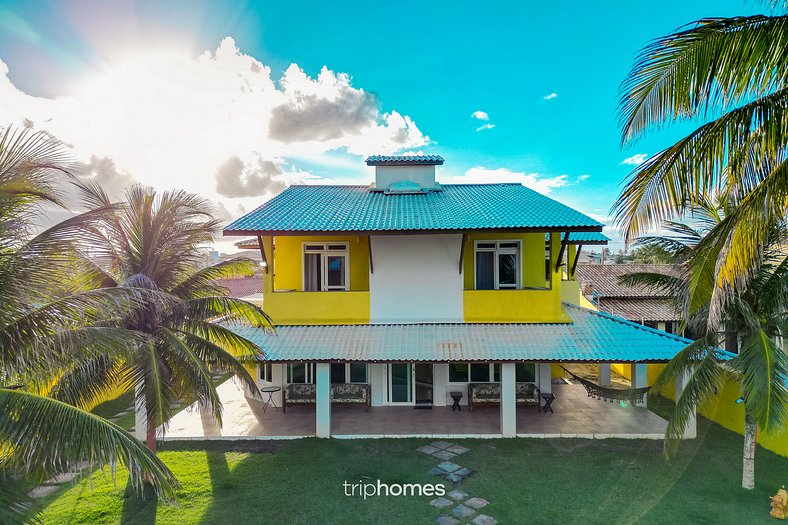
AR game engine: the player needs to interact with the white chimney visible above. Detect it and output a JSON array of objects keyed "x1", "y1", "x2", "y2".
[{"x1": 366, "y1": 155, "x2": 443, "y2": 193}]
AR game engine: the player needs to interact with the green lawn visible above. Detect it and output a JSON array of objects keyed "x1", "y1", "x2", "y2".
[{"x1": 35, "y1": 414, "x2": 786, "y2": 524}]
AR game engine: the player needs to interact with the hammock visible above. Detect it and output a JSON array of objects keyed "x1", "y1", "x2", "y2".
[{"x1": 560, "y1": 366, "x2": 649, "y2": 404}]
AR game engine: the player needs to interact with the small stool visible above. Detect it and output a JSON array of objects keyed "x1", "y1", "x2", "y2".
[
  {"x1": 450, "y1": 391, "x2": 463, "y2": 411},
  {"x1": 542, "y1": 393, "x2": 555, "y2": 413}
]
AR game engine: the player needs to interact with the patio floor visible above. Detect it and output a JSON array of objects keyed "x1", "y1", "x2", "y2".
[{"x1": 164, "y1": 378, "x2": 668, "y2": 440}]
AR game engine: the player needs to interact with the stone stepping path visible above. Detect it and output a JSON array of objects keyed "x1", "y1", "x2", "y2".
[
  {"x1": 418, "y1": 441, "x2": 497, "y2": 525},
  {"x1": 27, "y1": 462, "x2": 90, "y2": 499}
]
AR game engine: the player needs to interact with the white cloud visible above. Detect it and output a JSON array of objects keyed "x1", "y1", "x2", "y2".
[
  {"x1": 0, "y1": 37, "x2": 428, "y2": 217},
  {"x1": 578, "y1": 174, "x2": 590, "y2": 181},
  {"x1": 476, "y1": 123, "x2": 495, "y2": 132},
  {"x1": 621, "y1": 153, "x2": 648, "y2": 166},
  {"x1": 444, "y1": 167, "x2": 568, "y2": 195},
  {"x1": 471, "y1": 110, "x2": 489, "y2": 121},
  {"x1": 543, "y1": 93, "x2": 558, "y2": 100}
]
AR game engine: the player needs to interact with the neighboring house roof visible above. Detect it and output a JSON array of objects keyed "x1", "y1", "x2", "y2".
[
  {"x1": 223, "y1": 184, "x2": 603, "y2": 236},
  {"x1": 216, "y1": 276, "x2": 263, "y2": 298},
  {"x1": 595, "y1": 298, "x2": 680, "y2": 323},
  {"x1": 225, "y1": 304, "x2": 696, "y2": 363},
  {"x1": 234, "y1": 238, "x2": 259, "y2": 250},
  {"x1": 574, "y1": 263, "x2": 683, "y2": 323},
  {"x1": 366, "y1": 155, "x2": 444, "y2": 165},
  {"x1": 574, "y1": 264, "x2": 681, "y2": 298}
]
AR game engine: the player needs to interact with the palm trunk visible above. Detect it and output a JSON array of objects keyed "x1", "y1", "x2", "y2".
[
  {"x1": 146, "y1": 415, "x2": 157, "y2": 453},
  {"x1": 742, "y1": 411, "x2": 756, "y2": 489}
]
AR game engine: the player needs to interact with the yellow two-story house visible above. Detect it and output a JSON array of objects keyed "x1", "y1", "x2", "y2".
[{"x1": 224, "y1": 155, "x2": 697, "y2": 438}]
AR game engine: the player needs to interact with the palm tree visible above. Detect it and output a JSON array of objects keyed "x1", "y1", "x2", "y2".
[
  {"x1": 621, "y1": 196, "x2": 788, "y2": 489},
  {"x1": 51, "y1": 182, "x2": 273, "y2": 452},
  {"x1": 614, "y1": 2, "x2": 788, "y2": 323},
  {"x1": 0, "y1": 128, "x2": 177, "y2": 523}
]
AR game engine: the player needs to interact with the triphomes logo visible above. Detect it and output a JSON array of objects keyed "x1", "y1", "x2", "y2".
[{"x1": 343, "y1": 479, "x2": 446, "y2": 500}]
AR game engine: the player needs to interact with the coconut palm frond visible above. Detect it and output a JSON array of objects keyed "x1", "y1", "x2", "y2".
[
  {"x1": 0, "y1": 389, "x2": 178, "y2": 499},
  {"x1": 168, "y1": 258, "x2": 259, "y2": 300},
  {"x1": 735, "y1": 329, "x2": 788, "y2": 431},
  {"x1": 620, "y1": 15, "x2": 788, "y2": 143}
]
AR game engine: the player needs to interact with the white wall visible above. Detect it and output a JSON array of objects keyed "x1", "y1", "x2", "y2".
[
  {"x1": 370, "y1": 234, "x2": 464, "y2": 323},
  {"x1": 375, "y1": 165, "x2": 436, "y2": 189}
]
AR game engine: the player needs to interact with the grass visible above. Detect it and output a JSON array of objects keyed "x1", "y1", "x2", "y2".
[{"x1": 34, "y1": 410, "x2": 786, "y2": 525}]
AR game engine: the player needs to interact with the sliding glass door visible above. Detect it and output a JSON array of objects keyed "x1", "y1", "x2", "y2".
[{"x1": 389, "y1": 364, "x2": 412, "y2": 404}]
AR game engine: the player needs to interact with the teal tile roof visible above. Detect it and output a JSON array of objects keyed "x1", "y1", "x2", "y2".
[
  {"x1": 224, "y1": 304, "x2": 716, "y2": 363},
  {"x1": 366, "y1": 155, "x2": 444, "y2": 165},
  {"x1": 224, "y1": 184, "x2": 603, "y2": 235},
  {"x1": 563, "y1": 231, "x2": 610, "y2": 245}
]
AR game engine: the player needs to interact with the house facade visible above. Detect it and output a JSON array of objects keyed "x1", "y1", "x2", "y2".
[{"x1": 222, "y1": 155, "x2": 697, "y2": 438}]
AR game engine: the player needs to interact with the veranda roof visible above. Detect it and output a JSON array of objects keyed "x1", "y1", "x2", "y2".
[{"x1": 225, "y1": 304, "x2": 696, "y2": 363}]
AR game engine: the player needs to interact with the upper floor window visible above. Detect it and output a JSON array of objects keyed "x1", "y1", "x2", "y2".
[
  {"x1": 303, "y1": 243, "x2": 349, "y2": 291},
  {"x1": 474, "y1": 241, "x2": 520, "y2": 290}
]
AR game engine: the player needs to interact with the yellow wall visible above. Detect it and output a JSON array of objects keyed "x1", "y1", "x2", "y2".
[
  {"x1": 261, "y1": 235, "x2": 371, "y2": 325},
  {"x1": 624, "y1": 363, "x2": 788, "y2": 457},
  {"x1": 697, "y1": 379, "x2": 788, "y2": 457},
  {"x1": 464, "y1": 289, "x2": 571, "y2": 323},
  {"x1": 462, "y1": 232, "x2": 552, "y2": 290},
  {"x1": 462, "y1": 232, "x2": 567, "y2": 323},
  {"x1": 272, "y1": 235, "x2": 370, "y2": 292}
]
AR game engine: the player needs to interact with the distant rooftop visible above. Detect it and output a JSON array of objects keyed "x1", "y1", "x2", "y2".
[{"x1": 366, "y1": 155, "x2": 444, "y2": 166}]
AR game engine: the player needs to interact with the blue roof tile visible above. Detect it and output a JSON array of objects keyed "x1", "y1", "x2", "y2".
[
  {"x1": 366, "y1": 155, "x2": 444, "y2": 165},
  {"x1": 224, "y1": 184, "x2": 603, "y2": 235},
  {"x1": 223, "y1": 304, "x2": 726, "y2": 363}
]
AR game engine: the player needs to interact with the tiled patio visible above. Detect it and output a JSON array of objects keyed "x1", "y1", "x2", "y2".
[{"x1": 164, "y1": 378, "x2": 667, "y2": 440}]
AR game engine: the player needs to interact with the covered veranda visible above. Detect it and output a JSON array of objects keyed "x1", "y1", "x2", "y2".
[
  {"x1": 165, "y1": 378, "x2": 670, "y2": 440},
  {"x1": 164, "y1": 304, "x2": 698, "y2": 441}
]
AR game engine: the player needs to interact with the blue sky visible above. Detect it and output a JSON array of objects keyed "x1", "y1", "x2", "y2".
[{"x1": 0, "y1": 0, "x2": 759, "y2": 251}]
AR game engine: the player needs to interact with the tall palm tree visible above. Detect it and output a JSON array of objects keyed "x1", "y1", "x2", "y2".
[
  {"x1": 621, "y1": 196, "x2": 788, "y2": 489},
  {"x1": 51, "y1": 182, "x2": 273, "y2": 452},
  {"x1": 0, "y1": 128, "x2": 177, "y2": 523},
  {"x1": 614, "y1": 2, "x2": 788, "y2": 326}
]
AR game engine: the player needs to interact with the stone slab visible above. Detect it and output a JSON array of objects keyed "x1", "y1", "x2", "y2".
[
  {"x1": 430, "y1": 441, "x2": 454, "y2": 450},
  {"x1": 464, "y1": 497, "x2": 489, "y2": 509},
  {"x1": 452, "y1": 504, "x2": 476, "y2": 519},
  {"x1": 447, "y1": 489, "x2": 468, "y2": 501},
  {"x1": 436, "y1": 461, "x2": 461, "y2": 473},
  {"x1": 436, "y1": 517, "x2": 460, "y2": 525},
  {"x1": 417, "y1": 445, "x2": 440, "y2": 455},
  {"x1": 432, "y1": 450, "x2": 457, "y2": 461},
  {"x1": 471, "y1": 515, "x2": 497, "y2": 525},
  {"x1": 430, "y1": 497, "x2": 454, "y2": 509}
]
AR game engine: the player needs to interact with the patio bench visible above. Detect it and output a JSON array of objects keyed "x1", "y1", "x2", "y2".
[
  {"x1": 467, "y1": 382, "x2": 541, "y2": 411},
  {"x1": 282, "y1": 383, "x2": 371, "y2": 413}
]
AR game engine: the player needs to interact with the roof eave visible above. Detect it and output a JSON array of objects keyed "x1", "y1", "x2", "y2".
[{"x1": 223, "y1": 225, "x2": 605, "y2": 237}]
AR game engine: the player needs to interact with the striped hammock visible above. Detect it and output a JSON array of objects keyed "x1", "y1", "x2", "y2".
[{"x1": 560, "y1": 366, "x2": 649, "y2": 404}]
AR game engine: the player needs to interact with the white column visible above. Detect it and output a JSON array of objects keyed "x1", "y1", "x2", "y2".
[
  {"x1": 315, "y1": 363, "x2": 331, "y2": 438},
  {"x1": 538, "y1": 363, "x2": 552, "y2": 406},
  {"x1": 631, "y1": 363, "x2": 648, "y2": 407},
  {"x1": 599, "y1": 363, "x2": 612, "y2": 386},
  {"x1": 676, "y1": 370, "x2": 697, "y2": 439},
  {"x1": 134, "y1": 381, "x2": 147, "y2": 441},
  {"x1": 500, "y1": 363, "x2": 516, "y2": 437}
]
